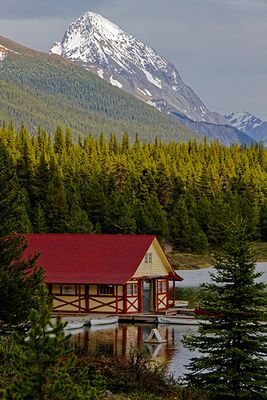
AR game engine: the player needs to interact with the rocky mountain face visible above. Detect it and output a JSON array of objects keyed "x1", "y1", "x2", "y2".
[
  {"x1": 50, "y1": 11, "x2": 225, "y2": 125},
  {"x1": 225, "y1": 112, "x2": 267, "y2": 145},
  {"x1": 50, "y1": 11, "x2": 260, "y2": 146}
]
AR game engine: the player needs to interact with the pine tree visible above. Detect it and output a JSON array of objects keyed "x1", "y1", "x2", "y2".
[
  {"x1": 0, "y1": 234, "x2": 43, "y2": 328},
  {"x1": 3, "y1": 284, "x2": 105, "y2": 399},
  {"x1": 46, "y1": 158, "x2": 68, "y2": 232},
  {"x1": 104, "y1": 192, "x2": 136, "y2": 234},
  {"x1": 139, "y1": 195, "x2": 169, "y2": 238},
  {"x1": 183, "y1": 222, "x2": 267, "y2": 399}
]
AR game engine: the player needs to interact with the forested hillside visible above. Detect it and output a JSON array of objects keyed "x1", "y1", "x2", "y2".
[
  {"x1": 0, "y1": 36, "x2": 194, "y2": 143},
  {"x1": 1, "y1": 123, "x2": 267, "y2": 252}
]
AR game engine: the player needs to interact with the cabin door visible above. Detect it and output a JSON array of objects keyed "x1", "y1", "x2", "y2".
[{"x1": 142, "y1": 281, "x2": 151, "y2": 312}]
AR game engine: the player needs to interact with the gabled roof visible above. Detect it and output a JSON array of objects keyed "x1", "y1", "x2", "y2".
[{"x1": 25, "y1": 234, "x2": 157, "y2": 284}]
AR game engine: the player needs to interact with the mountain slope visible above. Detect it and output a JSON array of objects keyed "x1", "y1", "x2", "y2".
[
  {"x1": 51, "y1": 11, "x2": 225, "y2": 125},
  {"x1": 0, "y1": 36, "x2": 195, "y2": 142},
  {"x1": 225, "y1": 112, "x2": 267, "y2": 145}
]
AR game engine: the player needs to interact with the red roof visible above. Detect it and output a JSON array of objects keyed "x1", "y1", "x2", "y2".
[{"x1": 25, "y1": 234, "x2": 157, "y2": 284}]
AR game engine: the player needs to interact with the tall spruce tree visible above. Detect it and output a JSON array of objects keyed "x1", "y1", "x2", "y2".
[{"x1": 183, "y1": 222, "x2": 267, "y2": 399}]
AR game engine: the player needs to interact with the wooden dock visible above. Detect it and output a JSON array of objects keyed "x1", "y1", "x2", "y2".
[
  {"x1": 51, "y1": 308, "x2": 196, "y2": 325},
  {"x1": 119, "y1": 314, "x2": 158, "y2": 324},
  {"x1": 118, "y1": 308, "x2": 193, "y2": 324}
]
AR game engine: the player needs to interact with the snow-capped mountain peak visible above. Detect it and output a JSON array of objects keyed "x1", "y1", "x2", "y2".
[
  {"x1": 224, "y1": 112, "x2": 263, "y2": 132},
  {"x1": 225, "y1": 111, "x2": 267, "y2": 145},
  {"x1": 51, "y1": 12, "x2": 123, "y2": 59},
  {"x1": 50, "y1": 11, "x2": 225, "y2": 124}
]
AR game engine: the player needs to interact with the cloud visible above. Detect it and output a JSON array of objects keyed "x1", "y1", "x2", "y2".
[{"x1": 0, "y1": 0, "x2": 95, "y2": 19}]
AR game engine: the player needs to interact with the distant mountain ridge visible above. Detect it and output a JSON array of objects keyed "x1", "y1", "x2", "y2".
[
  {"x1": 171, "y1": 111, "x2": 254, "y2": 147},
  {"x1": 225, "y1": 112, "x2": 267, "y2": 146}
]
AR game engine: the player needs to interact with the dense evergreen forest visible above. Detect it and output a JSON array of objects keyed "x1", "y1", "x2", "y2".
[{"x1": 1, "y1": 122, "x2": 267, "y2": 252}]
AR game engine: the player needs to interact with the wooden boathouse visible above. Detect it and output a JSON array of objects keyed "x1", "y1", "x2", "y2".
[{"x1": 25, "y1": 234, "x2": 183, "y2": 314}]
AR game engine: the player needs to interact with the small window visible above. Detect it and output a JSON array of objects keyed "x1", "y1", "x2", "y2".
[
  {"x1": 144, "y1": 252, "x2": 153, "y2": 264},
  {"x1": 127, "y1": 283, "x2": 138, "y2": 296},
  {"x1": 98, "y1": 285, "x2": 114, "y2": 296},
  {"x1": 62, "y1": 285, "x2": 75, "y2": 295}
]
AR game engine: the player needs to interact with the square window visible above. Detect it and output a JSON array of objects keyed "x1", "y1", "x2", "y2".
[
  {"x1": 99, "y1": 285, "x2": 114, "y2": 295},
  {"x1": 62, "y1": 285, "x2": 75, "y2": 295},
  {"x1": 144, "y1": 252, "x2": 152, "y2": 264},
  {"x1": 127, "y1": 283, "x2": 138, "y2": 296}
]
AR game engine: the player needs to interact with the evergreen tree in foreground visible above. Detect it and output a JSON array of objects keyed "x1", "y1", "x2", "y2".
[
  {"x1": 183, "y1": 222, "x2": 267, "y2": 399},
  {"x1": 3, "y1": 284, "x2": 105, "y2": 399},
  {"x1": 0, "y1": 234, "x2": 43, "y2": 328}
]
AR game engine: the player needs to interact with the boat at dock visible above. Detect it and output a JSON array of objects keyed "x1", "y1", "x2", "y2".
[
  {"x1": 64, "y1": 321, "x2": 84, "y2": 330},
  {"x1": 87, "y1": 315, "x2": 119, "y2": 326},
  {"x1": 174, "y1": 300, "x2": 189, "y2": 308}
]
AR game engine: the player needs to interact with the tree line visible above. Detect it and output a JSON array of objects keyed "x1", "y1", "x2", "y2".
[{"x1": 1, "y1": 122, "x2": 267, "y2": 251}]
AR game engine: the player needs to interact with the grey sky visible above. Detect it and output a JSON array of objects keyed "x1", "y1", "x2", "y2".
[{"x1": 1, "y1": 0, "x2": 267, "y2": 120}]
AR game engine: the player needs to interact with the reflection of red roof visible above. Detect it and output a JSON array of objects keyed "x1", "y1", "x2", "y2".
[{"x1": 25, "y1": 234, "x2": 158, "y2": 284}]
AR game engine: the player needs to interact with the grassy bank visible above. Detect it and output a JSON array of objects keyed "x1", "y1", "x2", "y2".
[{"x1": 167, "y1": 241, "x2": 267, "y2": 270}]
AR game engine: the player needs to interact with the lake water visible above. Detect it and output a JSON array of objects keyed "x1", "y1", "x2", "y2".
[
  {"x1": 71, "y1": 262, "x2": 267, "y2": 379},
  {"x1": 176, "y1": 262, "x2": 267, "y2": 288},
  {"x1": 71, "y1": 322, "x2": 198, "y2": 380}
]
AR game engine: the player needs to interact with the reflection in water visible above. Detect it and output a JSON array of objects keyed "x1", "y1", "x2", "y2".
[{"x1": 71, "y1": 323, "x2": 198, "y2": 379}]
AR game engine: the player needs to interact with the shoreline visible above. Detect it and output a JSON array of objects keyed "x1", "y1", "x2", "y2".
[{"x1": 168, "y1": 241, "x2": 267, "y2": 270}]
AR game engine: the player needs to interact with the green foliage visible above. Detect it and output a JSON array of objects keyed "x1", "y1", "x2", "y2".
[
  {"x1": 0, "y1": 234, "x2": 43, "y2": 328},
  {"x1": 0, "y1": 336, "x2": 22, "y2": 390},
  {"x1": 1, "y1": 124, "x2": 267, "y2": 251},
  {"x1": 183, "y1": 222, "x2": 267, "y2": 399},
  {"x1": 0, "y1": 139, "x2": 31, "y2": 235},
  {"x1": 77, "y1": 350, "x2": 210, "y2": 400},
  {"x1": 1, "y1": 284, "x2": 105, "y2": 399},
  {"x1": 83, "y1": 350, "x2": 176, "y2": 397},
  {"x1": 172, "y1": 287, "x2": 201, "y2": 308}
]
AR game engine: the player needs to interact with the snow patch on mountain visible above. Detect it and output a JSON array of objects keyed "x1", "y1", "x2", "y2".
[
  {"x1": 142, "y1": 69, "x2": 162, "y2": 89},
  {"x1": 0, "y1": 45, "x2": 9, "y2": 61},
  {"x1": 97, "y1": 68, "x2": 104, "y2": 79},
  {"x1": 110, "y1": 76, "x2": 122, "y2": 88},
  {"x1": 0, "y1": 51, "x2": 6, "y2": 62},
  {"x1": 50, "y1": 11, "x2": 226, "y2": 125}
]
